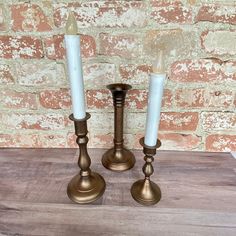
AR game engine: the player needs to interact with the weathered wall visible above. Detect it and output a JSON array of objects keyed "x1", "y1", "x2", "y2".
[{"x1": 0, "y1": 0, "x2": 235, "y2": 151}]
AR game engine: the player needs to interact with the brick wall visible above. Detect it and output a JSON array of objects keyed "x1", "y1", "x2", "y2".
[{"x1": 0, "y1": 0, "x2": 235, "y2": 152}]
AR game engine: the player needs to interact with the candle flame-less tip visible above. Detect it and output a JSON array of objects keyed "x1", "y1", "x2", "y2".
[
  {"x1": 152, "y1": 50, "x2": 165, "y2": 74},
  {"x1": 66, "y1": 12, "x2": 78, "y2": 35}
]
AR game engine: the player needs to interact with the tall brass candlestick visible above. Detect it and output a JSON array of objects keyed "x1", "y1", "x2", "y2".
[
  {"x1": 102, "y1": 83, "x2": 135, "y2": 172},
  {"x1": 67, "y1": 113, "x2": 106, "y2": 204},
  {"x1": 131, "y1": 137, "x2": 161, "y2": 205}
]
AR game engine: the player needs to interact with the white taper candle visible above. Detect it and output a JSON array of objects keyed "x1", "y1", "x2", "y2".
[
  {"x1": 65, "y1": 13, "x2": 86, "y2": 119},
  {"x1": 144, "y1": 51, "x2": 166, "y2": 146}
]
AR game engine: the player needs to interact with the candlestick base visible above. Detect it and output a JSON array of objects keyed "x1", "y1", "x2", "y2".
[
  {"x1": 102, "y1": 147, "x2": 135, "y2": 172},
  {"x1": 67, "y1": 172, "x2": 106, "y2": 204},
  {"x1": 130, "y1": 137, "x2": 162, "y2": 206},
  {"x1": 131, "y1": 179, "x2": 161, "y2": 206}
]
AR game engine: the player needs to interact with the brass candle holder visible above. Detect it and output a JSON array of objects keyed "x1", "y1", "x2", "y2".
[
  {"x1": 131, "y1": 137, "x2": 161, "y2": 206},
  {"x1": 67, "y1": 113, "x2": 106, "y2": 204},
  {"x1": 102, "y1": 83, "x2": 135, "y2": 172}
]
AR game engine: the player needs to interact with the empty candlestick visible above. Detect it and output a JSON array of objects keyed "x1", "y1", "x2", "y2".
[{"x1": 102, "y1": 83, "x2": 135, "y2": 172}]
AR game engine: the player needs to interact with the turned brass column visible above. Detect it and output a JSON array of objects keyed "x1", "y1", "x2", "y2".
[
  {"x1": 102, "y1": 83, "x2": 135, "y2": 172},
  {"x1": 67, "y1": 113, "x2": 106, "y2": 204},
  {"x1": 131, "y1": 137, "x2": 161, "y2": 205}
]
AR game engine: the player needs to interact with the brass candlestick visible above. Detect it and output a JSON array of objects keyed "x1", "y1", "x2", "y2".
[
  {"x1": 102, "y1": 83, "x2": 135, "y2": 172},
  {"x1": 67, "y1": 113, "x2": 106, "y2": 204},
  {"x1": 131, "y1": 137, "x2": 161, "y2": 205}
]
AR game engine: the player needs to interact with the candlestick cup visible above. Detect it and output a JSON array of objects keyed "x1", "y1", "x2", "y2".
[{"x1": 102, "y1": 83, "x2": 135, "y2": 172}]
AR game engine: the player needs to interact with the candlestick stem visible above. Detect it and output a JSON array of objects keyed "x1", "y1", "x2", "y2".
[
  {"x1": 102, "y1": 83, "x2": 135, "y2": 171},
  {"x1": 131, "y1": 137, "x2": 161, "y2": 205},
  {"x1": 67, "y1": 113, "x2": 106, "y2": 204},
  {"x1": 114, "y1": 102, "x2": 124, "y2": 151}
]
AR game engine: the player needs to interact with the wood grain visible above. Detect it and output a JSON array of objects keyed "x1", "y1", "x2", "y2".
[
  {"x1": 0, "y1": 148, "x2": 236, "y2": 235},
  {"x1": 1, "y1": 201, "x2": 236, "y2": 236}
]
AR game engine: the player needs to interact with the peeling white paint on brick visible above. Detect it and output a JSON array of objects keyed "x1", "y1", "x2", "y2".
[
  {"x1": 201, "y1": 112, "x2": 236, "y2": 131},
  {"x1": 202, "y1": 31, "x2": 236, "y2": 55},
  {"x1": 54, "y1": 2, "x2": 146, "y2": 28},
  {"x1": 16, "y1": 61, "x2": 65, "y2": 86}
]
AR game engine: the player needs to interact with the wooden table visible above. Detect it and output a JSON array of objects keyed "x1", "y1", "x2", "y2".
[{"x1": 0, "y1": 148, "x2": 236, "y2": 235}]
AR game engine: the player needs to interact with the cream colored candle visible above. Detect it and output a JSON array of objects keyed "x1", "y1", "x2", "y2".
[
  {"x1": 65, "y1": 13, "x2": 86, "y2": 119},
  {"x1": 144, "y1": 51, "x2": 166, "y2": 146}
]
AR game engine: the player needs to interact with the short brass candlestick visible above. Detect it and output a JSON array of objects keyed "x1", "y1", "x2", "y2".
[
  {"x1": 131, "y1": 137, "x2": 161, "y2": 205},
  {"x1": 102, "y1": 83, "x2": 135, "y2": 172},
  {"x1": 67, "y1": 113, "x2": 106, "y2": 204}
]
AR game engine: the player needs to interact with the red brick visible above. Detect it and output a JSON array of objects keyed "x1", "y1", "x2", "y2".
[
  {"x1": 89, "y1": 132, "x2": 134, "y2": 149},
  {"x1": 134, "y1": 132, "x2": 201, "y2": 150},
  {"x1": 39, "y1": 134, "x2": 67, "y2": 148},
  {"x1": 0, "y1": 90, "x2": 37, "y2": 109},
  {"x1": 0, "y1": 64, "x2": 14, "y2": 84},
  {"x1": 201, "y1": 112, "x2": 236, "y2": 131},
  {"x1": 158, "y1": 133, "x2": 201, "y2": 150},
  {"x1": 196, "y1": 4, "x2": 236, "y2": 25},
  {"x1": 80, "y1": 35, "x2": 96, "y2": 58},
  {"x1": 176, "y1": 88, "x2": 204, "y2": 108},
  {"x1": 39, "y1": 88, "x2": 71, "y2": 109},
  {"x1": 0, "y1": 133, "x2": 67, "y2": 148},
  {"x1": 176, "y1": 88, "x2": 234, "y2": 108},
  {"x1": 89, "y1": 133, "x2": 113, "y2": 149},
  {"x1": 16, "y1": 61, "x2": 65, "y2": 86},
  {"x1": 0, "y1": 4, "x2": 7, "y2": 31},
  {"x1": 123, "y1": 134, "x2": 135, "y2": 148},
  {"x1": 144, "y1": 29, "x2": 196, "y2": 58},
  {"x1": 162, "y1": 89, "x2": 173, "y2": 108},
  {"x1": 99, "y1": 33, "x2": 140, "y2": 58},
  {"x1": 83, "y1": 63, "x2": 115, "y2": 87},
  {"x1": 11, "y1": 4, "x2": 52, "y2": 32},
  {"x1": 44, "y1": 34, "x2": 96, "y2": 59},
  {"x1": 205, "y1": 90, "x2": 234, "y2": 108},
  {"x1": 67, "y1": 132, "x2": 78, "y2": 148},
  {"x1": 126, "y1": 89, "x2": 147, "y2": 109},
  {"x1": 151, "y1": 1, "x2": 192, "y2": 24},
  {"x1": 119, "y1": 64, "x2": 151, "y2": 84},
  {"x1": 1, "y1": 113, "x2": 65, "y2": 130},
  {"x1": 170, "y1": 59, "x2": 236, "y2": 83},
  {"x1": 119, "y1": 65, "x2": 172, "y2": 107},
  {"x1": 44, "y1": 35, "x2": 64, "y2": 60},
  {"x1": 125, "y1": 113, "x2": 145, "y2": 132},
  {"x1": 88, "y1": 113, "x2": 113, "y2": 132},
  {"x1": 0, "y1": 36, "x2": 43, "y2": 59},
  {"x1": 126, "y1": 89, "x2": 172, "y2": 109},
  {"x1": 160, "y1": 112, "x2": 199, "y2": 131},
  {"x1": 201, "y1": 30, "x2": 236, "y2": 56},
  {"x1": 0, "y1": 133, "x2": 40, "y2": 147},
  {"x1": 86, "y1": 89, "x2": 112, "y2": 109},
  {"x1": 206, "y1": 135, "x2": 236, "y2": 152},
  {"x1": 134, "y1": 132, "x2": 145, "y2": 149},
  {"x1": 53, "y1": 1, "x2": 146, "y2": 28}
]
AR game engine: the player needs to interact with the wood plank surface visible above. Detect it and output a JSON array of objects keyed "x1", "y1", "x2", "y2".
[
  {"x1": 1, "y1": 201, "x2": 236, "y2": 236},
  {"x1": 0, "y1": 148, "x2": 236, "y2": 235}
]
